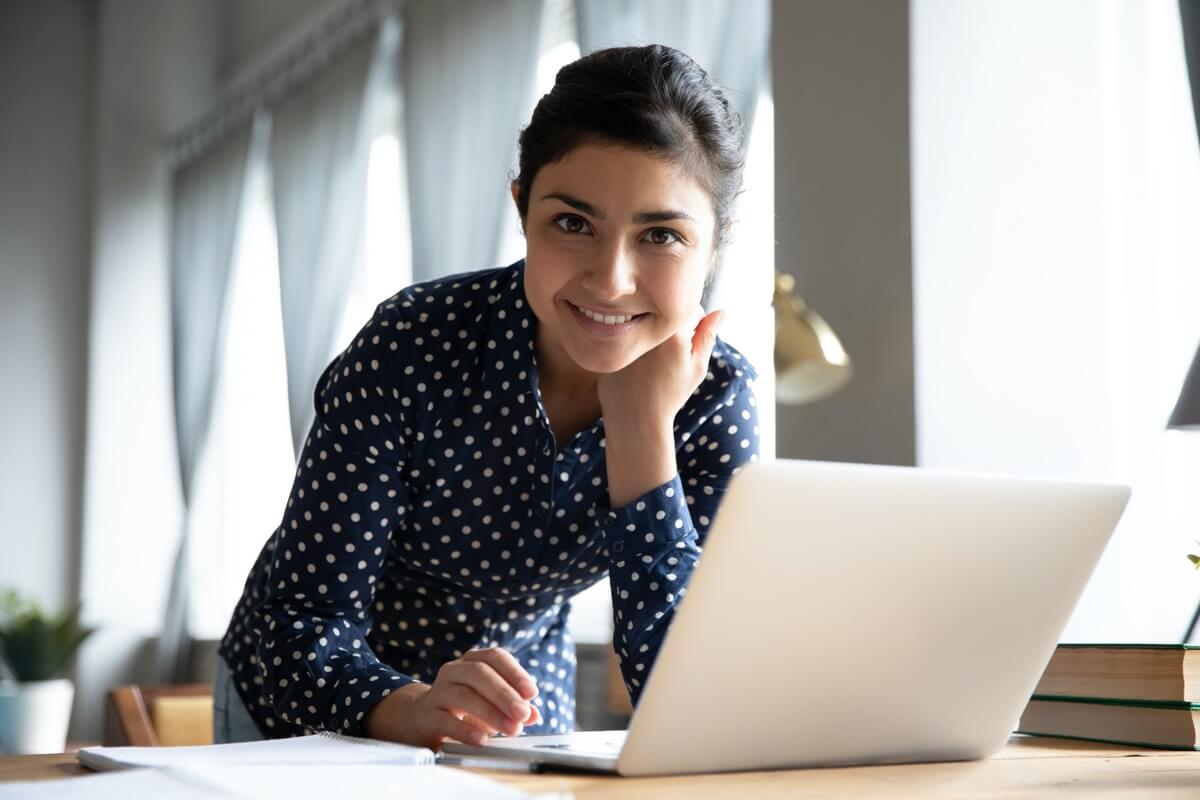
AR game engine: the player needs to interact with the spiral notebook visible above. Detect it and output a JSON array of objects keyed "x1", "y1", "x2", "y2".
[{"x1": 77, "y1": 731, "x2": 436, "y2": 771}]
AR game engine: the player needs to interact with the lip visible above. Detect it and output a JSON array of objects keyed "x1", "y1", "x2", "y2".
[{"x1": 565, "y1": 301, "x2": 648, "y2": 338}]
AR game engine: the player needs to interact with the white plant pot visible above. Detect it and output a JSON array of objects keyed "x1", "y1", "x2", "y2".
[{"x1": 0, "y1": 678, "x2": 75, "y2": 754}]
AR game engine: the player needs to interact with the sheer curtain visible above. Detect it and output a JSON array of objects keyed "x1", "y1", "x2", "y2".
[
  {"x1": 402, "y1": 0, "x2": 545, "y2": 281},
  {"x1": 1184, "y1": 1, "x2": 1200, "y2": 139},
  {"x1": 576, "y1": 0, "x2": 769, "y2": 132},
  {"x1": 159, "y1": 124, "x2": 257, "y2": 680},
  {"x1": 272, "y1": 18, "x2": 400, "y2": 455},
  {"x1": 1177, "y1": 0, "x2": 1200, "y2": 639}
]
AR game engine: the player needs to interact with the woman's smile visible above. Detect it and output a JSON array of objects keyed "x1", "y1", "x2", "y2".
[{"x1": 565, "y1": 300, "x2": 650, "y2": 338}]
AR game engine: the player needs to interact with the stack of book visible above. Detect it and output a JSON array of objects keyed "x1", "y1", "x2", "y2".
[{"x1": 1018, "y1": 644, "x2": 1200, "y2": 750}]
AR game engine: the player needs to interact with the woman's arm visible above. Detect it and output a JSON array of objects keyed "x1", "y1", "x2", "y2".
[
  {"x1": 239, "y1": 297, "x2": 541, "y2": 746},
  {"x1": 600, "y1": 307, "x2": 722, "y2": 508},
  {"x1": 243, "y1": 304, "x2": 418, "y2": 735},
  {"x1": 600, "y1": 375, "x2": 760, "y2": 705}
]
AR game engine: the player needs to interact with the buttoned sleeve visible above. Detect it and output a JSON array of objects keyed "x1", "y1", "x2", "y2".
[
  {"x1": 598, "y1": 371, "x2": 761, "y2": 705},
  {"x1": 246, "y1": 302, "x2": 418, "y2": 735}
]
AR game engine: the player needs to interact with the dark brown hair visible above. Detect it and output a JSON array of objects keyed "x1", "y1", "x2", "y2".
[{"x1": 514, "y1": 44, "x2": 746, "y2": 249}]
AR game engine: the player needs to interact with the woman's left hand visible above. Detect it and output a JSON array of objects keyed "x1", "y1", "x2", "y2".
[
  {"x1": 598, "y1": 306, "x2": 724, "y2": 507},
  {"x1": 597, "y1": 305, "x2": 724, "y2": 435}
]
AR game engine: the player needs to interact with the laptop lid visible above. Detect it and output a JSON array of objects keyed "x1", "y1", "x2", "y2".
[{"x1": 614, "y1": 459, "x2": 1129, "y2": 776}]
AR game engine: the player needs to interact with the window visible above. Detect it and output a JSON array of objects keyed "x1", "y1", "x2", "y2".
[
  {"x1": 189, "y1": 145, "x2": 294, "y2": 639},
  {"x1": 191, "y1": 95, "x2": 409, "y2": 639}
]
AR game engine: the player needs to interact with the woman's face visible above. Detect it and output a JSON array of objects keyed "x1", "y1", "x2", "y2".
[{"x1": 521, "y1": 142, "x2": 716, "y2": 377}]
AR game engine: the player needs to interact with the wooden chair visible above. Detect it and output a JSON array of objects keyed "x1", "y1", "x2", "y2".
[{"x1": 104, "y1": 684, "x2": 213, "y2": 746}]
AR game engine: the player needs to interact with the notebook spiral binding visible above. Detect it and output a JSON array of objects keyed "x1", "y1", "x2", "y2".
[{"x1": 316, "y1": 731, "x2": 437, "y2": 765}]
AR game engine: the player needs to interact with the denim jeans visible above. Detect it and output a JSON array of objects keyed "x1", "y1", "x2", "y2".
[{"x1": 212, "y1": 655, "x2": 265, "y2": 743}]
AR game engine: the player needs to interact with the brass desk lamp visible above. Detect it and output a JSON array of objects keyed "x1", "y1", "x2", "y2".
[{"x1": 773, "y1": 271, "x2": 852, "y2": 404}]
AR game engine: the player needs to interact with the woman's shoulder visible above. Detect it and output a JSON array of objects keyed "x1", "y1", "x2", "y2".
[
  {"x1": 707, "y1": 335, "x2": 758, "y2": 393},
  {"x1": 327, "y1": 260, "x2": 528, "y2": 399},
  {"x1": 374, "y1": 261, "x2": 524, "y2": 323},
  {"x1": 670, "y1": 335, "x2": 759, "y2": 438}
]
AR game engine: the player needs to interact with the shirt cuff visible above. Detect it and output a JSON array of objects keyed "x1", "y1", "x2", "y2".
[
  {"x1": 327, "y1": 660, "x2": 418, "y2": 735},
  {"x1": 598, "y1": 475, "x2": 695, "y2": 557}
]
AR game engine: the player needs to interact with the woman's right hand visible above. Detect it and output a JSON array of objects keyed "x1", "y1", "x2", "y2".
[{"x1": 364, "y1": 647, "x2": 542, "y2": 750}]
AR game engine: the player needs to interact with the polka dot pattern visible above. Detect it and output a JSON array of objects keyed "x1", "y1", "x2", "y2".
[{"x1": 219, "y1": 260, "x2": 760, "y2": 738}]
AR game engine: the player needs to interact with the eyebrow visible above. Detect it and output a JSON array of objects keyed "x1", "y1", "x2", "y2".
[{"x1": 540, "y1": 192, "x2": 696, "y2": 224}]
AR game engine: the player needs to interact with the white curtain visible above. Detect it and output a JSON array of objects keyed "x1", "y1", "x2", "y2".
[
  {"x1": 159, "y1": 124, "x2": 257, "y2": 681},
  {"x1": 403, "y1": 0, "x2": 545, "y2": 282},
  {"x1": 272, "y1": 18, "x2": 401, "y2": 456},
  {"x1": 576, "y1": 0, "x2": 770, "y2": 137}
]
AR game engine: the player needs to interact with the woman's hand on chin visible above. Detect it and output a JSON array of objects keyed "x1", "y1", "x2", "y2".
[
  {"x1": 598, "y1": 305, "x2": 724, "y2": 507},
  {"x1": 598, "y1": 305, "x2": 723, "y2": 437}
]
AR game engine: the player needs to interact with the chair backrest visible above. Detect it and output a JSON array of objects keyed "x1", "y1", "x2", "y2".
[{"x1": 104, "y1": 684, "x2": 213, "y2": 747}]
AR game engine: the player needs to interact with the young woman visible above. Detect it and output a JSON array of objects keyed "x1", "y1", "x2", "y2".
[{"x1": 215, "y1": 44, "x2": 761, "y2": 749}]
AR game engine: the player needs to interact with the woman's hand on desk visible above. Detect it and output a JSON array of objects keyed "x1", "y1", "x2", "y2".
[{"x1": 364, "y1": 647, "x2": 541, "y2": 750}]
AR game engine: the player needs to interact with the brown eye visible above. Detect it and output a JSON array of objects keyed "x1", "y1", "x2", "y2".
[
  {"x1": 645, "y1": 228, "x2": 681, "y2": 246},
  {"x1": 554, "y1": 214, "x2": 589, "y2": 234}
]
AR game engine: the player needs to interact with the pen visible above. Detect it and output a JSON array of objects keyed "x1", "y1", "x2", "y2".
[{"x1": 437, "y1": 754, "x2": 543, "y2": 773}]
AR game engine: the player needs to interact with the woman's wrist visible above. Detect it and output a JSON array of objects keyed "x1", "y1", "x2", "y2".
[
  {"x1": 604, "y1": 424, "x2": 677, "y2": 508},
  {"x1": 364, "y1": 682, "x2": 429, "y2": 742}
]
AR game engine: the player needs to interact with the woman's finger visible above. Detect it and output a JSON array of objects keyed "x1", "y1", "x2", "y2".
[
  {"x1": 463, "y1": 647, "x2": 539, "y2": 701},
  {"x1": 434, "y1": 708, "x2": 492, "y2": 748},
  {"x1": 441, "y1": 660, "x2": 531, "y2": 725},
  {"x1": 436, "y1": 681, "x2": 524, "y2": 736},
  {"x1": 691, "y1": 309, "x2": 724, "y2": 357}
]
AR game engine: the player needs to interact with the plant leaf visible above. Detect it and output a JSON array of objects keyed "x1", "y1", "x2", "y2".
[{"x1": 0, "y1": 592, "x2": 95, "y2": 681}]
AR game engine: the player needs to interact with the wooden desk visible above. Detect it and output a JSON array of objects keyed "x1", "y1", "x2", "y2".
[{"x1": 2, "y1": 737, "x2": 1199, "y2": 797}]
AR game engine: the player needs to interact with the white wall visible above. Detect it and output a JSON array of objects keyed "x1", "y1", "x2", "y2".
[
  {"x1": 912, "y1": 0, "x2": 1200, "y2": 641},
  {"x1": 0, "y1": 0, "x2": 93, "y2": 614},
  {"x1": 771, "y1": 0, "x2": 916, "y2": 466},
  {"x1": 912, "y1": 0, "x2": 1109, "y2": 476},
  {"x1": 73, "y1": 0, "x2": 228, "y2": 740}
]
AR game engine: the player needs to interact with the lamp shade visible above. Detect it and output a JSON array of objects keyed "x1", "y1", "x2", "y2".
[
  {"x1": 773, "y1": 271, "x2": 853, "y2": 405},
  {"x1": 1168, "y1": 343, "x2": 1200, "y2": 429}
]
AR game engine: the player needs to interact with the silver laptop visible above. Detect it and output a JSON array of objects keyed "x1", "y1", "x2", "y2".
[{"x1": 443, "y1": 458, "x2": 1130, "y2": 776}]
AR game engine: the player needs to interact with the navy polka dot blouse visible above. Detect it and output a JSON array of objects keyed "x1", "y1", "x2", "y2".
[{"x1": 219, "y1": 260, "x2": 760, "y2": 738}]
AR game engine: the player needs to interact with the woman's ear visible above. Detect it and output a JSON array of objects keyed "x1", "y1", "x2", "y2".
[{"x1": 510, "y1": 181, "x2": 524, "y2": 233}]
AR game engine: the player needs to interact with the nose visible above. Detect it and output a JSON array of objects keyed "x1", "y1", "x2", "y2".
[{"x1": 580, "y1": 241, "x2": 637, "y2": 301}]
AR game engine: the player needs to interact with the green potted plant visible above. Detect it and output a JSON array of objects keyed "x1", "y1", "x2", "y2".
[{"x1": 0, "y1": 590, "x2": 94, "y2": 754}]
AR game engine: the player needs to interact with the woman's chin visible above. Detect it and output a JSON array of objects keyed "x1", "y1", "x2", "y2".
[{"x1": 566, "y1": 347, "x2": 638, "y2": 376}]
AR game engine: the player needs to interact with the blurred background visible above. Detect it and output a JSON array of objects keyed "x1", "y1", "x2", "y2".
[{"x1": 0, "y1": 0, "x2": 1198, "y2": 745}]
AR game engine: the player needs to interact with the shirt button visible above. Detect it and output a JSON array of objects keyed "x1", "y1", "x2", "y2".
[
  {"x1": 611, "y1": 541, "x2": 624, "y2": 554},
  {"x1": 542, "y1": 446, "x2": 551, "y2": 456}
]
